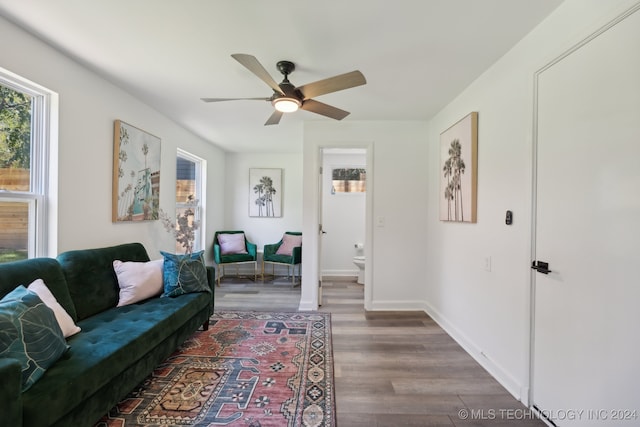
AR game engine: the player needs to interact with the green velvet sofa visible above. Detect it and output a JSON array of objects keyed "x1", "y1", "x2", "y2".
[{"x1": 0, "y1": 242, "x2": 215, "y2": 427}]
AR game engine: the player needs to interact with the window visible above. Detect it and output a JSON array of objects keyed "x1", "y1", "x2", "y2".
[
  {"x1": 331, "y1": 167, "x2": 366, "y2": 193},
  {"x1": 0, "y1": 69, "x2": 53, "y2": 263},
  {"x1": 175, "y1": 150, "x2": 205, "y2": 253}
]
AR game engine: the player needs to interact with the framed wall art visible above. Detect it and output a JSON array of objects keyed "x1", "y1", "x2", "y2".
[
  {"x1": 439, "y1": 112, "x2": 478, "y2": 223},
  {"x1": 112, "y1": 120, "x2": 161, "y2": 222},
  {"x1": 249, "y1": 168, "x2": 282, "y2": 217}
]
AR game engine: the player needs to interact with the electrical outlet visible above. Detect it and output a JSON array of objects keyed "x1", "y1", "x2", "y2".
[{"x1": 483, "y1": 256, "x2": 492, "y2": 272}]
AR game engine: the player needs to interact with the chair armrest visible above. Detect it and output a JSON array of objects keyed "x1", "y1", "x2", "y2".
[
  {"x1": 0, "y1": 358, "x2": 23, "y2": 426},
  {"x1": 213, "y1": 244, "x2": 222, "y2": 264},
  {"x1": 246, "y1": 240, "x2": 257, "y2": 259},
  {"x1": 263, "y1": 242, "x2": 280, "y2": 258},
  {"x1": 292, "y1": 246, "x2": 302, "y2": 264}
]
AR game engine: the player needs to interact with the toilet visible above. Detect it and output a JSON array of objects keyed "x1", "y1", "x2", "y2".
[{"x1": 353, "y1": 256, "x2": 365, "y2": 284}]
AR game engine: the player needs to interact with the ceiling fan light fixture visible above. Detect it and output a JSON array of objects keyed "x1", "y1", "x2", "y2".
[{"x1": 273, "y1": 97, "x2": 301, "y2": 113}]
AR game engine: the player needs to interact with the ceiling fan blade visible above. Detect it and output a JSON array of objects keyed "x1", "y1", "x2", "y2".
[
  {"x1": 201, "y1": 97, "x2": 270, "y2": 102},
  {"x1": 231, "y1": 53, "x2": 284, "y2": 95},
  {"x1": 301, "y1": 99, "x2": 350, "y2": 120},
  {"x1": 264, "y1": 110, "x2": 284, "y2": 126},
  {"x1": 297, "y1": 70, "x2": 366, "y2": 100}
]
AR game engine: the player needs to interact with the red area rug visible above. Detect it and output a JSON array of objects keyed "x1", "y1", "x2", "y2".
[{"x1": 96, "y1": 311, "x2": 334, "y2": 427}]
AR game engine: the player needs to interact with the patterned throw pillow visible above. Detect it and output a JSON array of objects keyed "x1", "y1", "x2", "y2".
[
  {"x1": 160, "y1": 251, "x2": 210, "y2": 298},
  {"x1": 0, "y1": 285, "x2": 69, "y2": 391}
]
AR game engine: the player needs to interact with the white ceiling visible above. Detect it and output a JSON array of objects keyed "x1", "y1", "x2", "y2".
[{"x1": 0, "y1": 0, "x2": 562, "y2": 153}]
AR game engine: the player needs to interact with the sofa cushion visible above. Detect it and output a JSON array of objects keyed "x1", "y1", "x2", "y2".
[
  {"x1": 21, "y1": 292, "x2": 211, "y2": 426},
  {"x1": 27, "y1": 279, "x2": 81, "y2": 338},
  {"x1": 57, "y1": 243, "x2": 150, "y2": 320},
  {"x1": 160, "y1": 251, "x2": 210, "y2": 297},
  {"x1": 0, "y1": 257, "x2": 77, "y2": 321},
  {"x1": 113, "y1": 259, "x2": 164, "y2": 306},
  {"x1": 0, "y1": 286, "x2": 68, "y2": 391},
  {"x1": 219, "y1": 253, "x2": 256, "y2": 263}
]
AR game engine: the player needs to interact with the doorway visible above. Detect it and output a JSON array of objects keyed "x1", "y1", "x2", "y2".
[
  {"x1": 320, "y1": 148, "x2": 367, "y2": 281},
  {"x1": 310, "y1": 145, "x2": 372, "y2": 309}
]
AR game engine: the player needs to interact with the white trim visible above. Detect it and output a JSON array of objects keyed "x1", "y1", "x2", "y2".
[
  {"x1": 176, "y1": 148, "x2": 205, "y2": 253},
  {"x1": 423, "y1": 301, "x2": 525, "y2": 402},
  {"x1": 321, "y1": 269, "x2": 358, "y2": 277},
  {"x1": 0, "y1": 67, "x2": 57, "y2": 258}
]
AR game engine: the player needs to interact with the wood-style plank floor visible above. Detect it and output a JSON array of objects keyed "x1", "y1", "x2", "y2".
[{"x1": 214, "y1": 276, "x2": 545, "y2": 426}]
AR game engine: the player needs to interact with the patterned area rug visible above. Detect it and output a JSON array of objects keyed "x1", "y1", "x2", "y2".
[{"x1": 96, "y1": 311, "x2": 334, "y2": 427}]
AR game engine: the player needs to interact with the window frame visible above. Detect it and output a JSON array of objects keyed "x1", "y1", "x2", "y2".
[
  {"x1": 176, "y1": 149, "x2": 205, "y2": 253},
  {"x1": 0, "y1": 67, "x2": 56, "y2": 259}
]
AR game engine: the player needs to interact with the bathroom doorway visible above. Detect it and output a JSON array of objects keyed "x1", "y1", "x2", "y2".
[{"x1": 320, "y1": 148, "x2": 367, "y2": 289}]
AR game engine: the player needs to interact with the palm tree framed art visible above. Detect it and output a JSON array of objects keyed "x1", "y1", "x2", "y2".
[
  {"x1": 249, "y1": 168, "x2": 282, "y2": 217},
  {"x1": 440, "y1": 112, "x2": 478, "y2": 223},
  {"x1": 112, "y1": 120, "x2": 161, "y2": 222}
]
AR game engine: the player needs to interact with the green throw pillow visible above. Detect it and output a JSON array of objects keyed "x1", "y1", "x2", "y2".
[
  {"x1": 0, "y1": 285, "x2": 69, "y2": 391},
  {"x1": 160, "y1": 250, "x2": 210, "y2": 297}
]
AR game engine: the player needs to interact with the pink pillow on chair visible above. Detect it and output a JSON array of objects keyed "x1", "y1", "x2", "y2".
[
  {"x1": 276, "y1": 234, "x2": 302, "y2": 256},
  {"x1": 218, "y1": 233, "x2": 248, "y2": 255}
]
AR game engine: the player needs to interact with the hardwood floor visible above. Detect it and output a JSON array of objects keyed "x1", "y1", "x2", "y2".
[{"x1": 214, "y1": 276, "x2": 545, "y2": 426}]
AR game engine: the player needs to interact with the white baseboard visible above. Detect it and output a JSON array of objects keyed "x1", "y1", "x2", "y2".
[
  {"x1": 421, "y1": 300, "x2": 525, "y2": 403},
  {"x1": 321, "y1": 269, "x2": 358, "y2": 277},
  {"x1": 298, "y1": 299, "x2": 317, "y2": 311},
  {"x1": 369, "y1": 299, "x2": 427, "y2": 311}
]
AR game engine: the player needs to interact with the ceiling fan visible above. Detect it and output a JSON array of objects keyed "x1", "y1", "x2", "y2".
[{"x1": 201, "y1": 54, "x2": 366, "y2": 126}]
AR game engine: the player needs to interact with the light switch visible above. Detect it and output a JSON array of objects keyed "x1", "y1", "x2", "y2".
[
  {"x1": 376, "y1": 216, "x2": 385, "y2": 227},
  {"x1": 483, "y1": 256, "x2": 492, "y2": 272}
]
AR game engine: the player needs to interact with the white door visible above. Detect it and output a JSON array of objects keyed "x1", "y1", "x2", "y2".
[{"x1": 532, "y1": 7, "x2": 640, "y2": 426}]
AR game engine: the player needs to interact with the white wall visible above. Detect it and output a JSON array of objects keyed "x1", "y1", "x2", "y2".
[
  {"x1": 423, "y1": 0, "x2": 640, "y2": 403},
  {"x1": 0, "y1": 15, "x2": 226, "y2": 262},
  {"x1": 301, "y1": 121, "x2": 429, "y2": 311},
  {"x1": 321, "y1": 151, "x2": 366, "y2": 277},
  {"x1": 224, "y1": 152, "x2": 302, "y2": 242}
]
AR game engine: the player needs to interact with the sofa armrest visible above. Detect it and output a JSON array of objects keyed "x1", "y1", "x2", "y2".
[
  {"x1": 206, "y1": 266, "x2": 216, "y2": 292},
  {"x1": 0, "y1": 358, "x2": 23, "y2": 426}
]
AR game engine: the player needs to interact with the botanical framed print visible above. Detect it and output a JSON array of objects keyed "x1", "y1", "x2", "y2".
[
  {"x1": 112, "y1": 120, "x2": 161, "y2": 222},
  {"x1": 249, "y1": 168, "x2": 282, "y2": 217},
  {"x1": 440, "y1": 112, "x2": 478, "y2": 223}
]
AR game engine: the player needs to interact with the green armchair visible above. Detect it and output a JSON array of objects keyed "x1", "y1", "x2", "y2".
[
  {"x1": 262, "y1": 232, "x2": 302, "y2": 286},
  {"x1": 213, "y1": 230, "x2": 257, "y2": 286}
]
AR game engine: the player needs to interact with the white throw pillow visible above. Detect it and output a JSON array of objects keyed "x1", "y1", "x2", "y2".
[
  {"x1": 113, "y1": 259, "x2": 164, "y2": 307},
  {"x1": 28, "y1": 278, "x2": 81, "y2": 338},
  {"x1": 218, "y1": 233, "x2": 248, "y2": 255}
]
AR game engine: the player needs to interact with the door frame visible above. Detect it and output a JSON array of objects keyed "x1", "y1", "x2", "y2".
[{"x1": 299, "y1": 141, "x2": 374, "y2": 311}]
